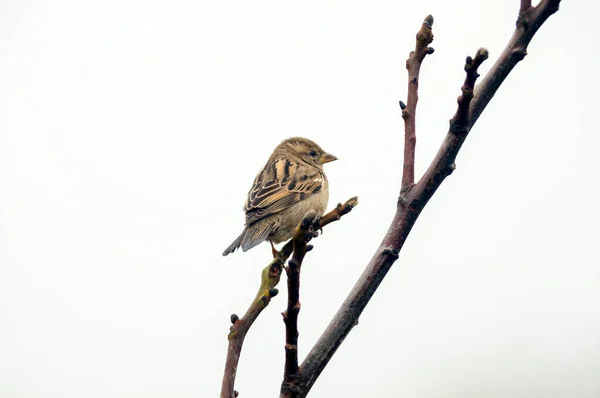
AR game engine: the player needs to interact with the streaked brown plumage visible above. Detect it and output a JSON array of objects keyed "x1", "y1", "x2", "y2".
[{"x1": 222, "y1": 137, "x2": 337, "y2": 256}]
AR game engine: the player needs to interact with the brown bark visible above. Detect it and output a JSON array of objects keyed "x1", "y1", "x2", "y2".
[{"x1": 401, "y1": 15, "x2": 435, "y2": 192}]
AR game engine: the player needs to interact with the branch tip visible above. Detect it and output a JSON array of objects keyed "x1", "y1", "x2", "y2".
[
  {"x1": 344, "y1": 196, "x2": 359, "y2": 210},
  {"x1": 477, "y1": 47, "x2": 489, "y2": 61},
  {"x1": 423, "y1": 14, "x2": 434, "y2": 27}
]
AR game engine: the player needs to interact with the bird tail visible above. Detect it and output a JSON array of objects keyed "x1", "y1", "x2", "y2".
[
  {"x1": 222, "y1": 223, "x2": 275, "y2": 256},
  {"x1": 222, "y1": 230, "x2": 245, "y2": 256}
]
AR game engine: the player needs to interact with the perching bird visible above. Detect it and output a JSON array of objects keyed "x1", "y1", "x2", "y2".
[{"x1": 222, "y1": 137, "x2": 337, "y2": 256}]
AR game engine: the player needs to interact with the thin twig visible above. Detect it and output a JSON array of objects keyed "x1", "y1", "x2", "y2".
[
  {"x1": 401, "y1": 15, "x2": 435, "y2": 192},
  {"x1": 294, "y1": 2, "x2": 561, "y2": 396},
  {"x1": 450, "y1": 48, "x2": 489, "y2": 134},
  {"x1": 220, "y1": 260, "x2": 283, "y2": 398}
]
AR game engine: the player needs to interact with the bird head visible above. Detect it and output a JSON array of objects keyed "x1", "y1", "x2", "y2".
[{"x1": 277, "y1": 137, "x2": 337, "y2": 169}]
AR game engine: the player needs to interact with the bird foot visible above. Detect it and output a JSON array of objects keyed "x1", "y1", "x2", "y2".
[
  {"x1": 312, "y1": 217, "x2": 323, "y2": 237},
  {"x1": 270, "y1": 241, "x2": 279, "y2": 258},
  {"x1": 308, "y1": 221, "x2": 321, "y2": 239}
]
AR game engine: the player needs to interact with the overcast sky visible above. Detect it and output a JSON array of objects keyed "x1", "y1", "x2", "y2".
[{"x1": 1, "y1": 1, "x2": 599, "y2": 397}]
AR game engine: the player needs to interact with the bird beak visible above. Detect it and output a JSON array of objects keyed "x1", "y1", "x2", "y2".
[{"x1": 319, "y1": 153, "x2": 338, "y2": 164}]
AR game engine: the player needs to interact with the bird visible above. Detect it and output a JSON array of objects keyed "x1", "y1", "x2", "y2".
[{"x1": 222, "y1": 137, "x2": 337, "y2": 256}]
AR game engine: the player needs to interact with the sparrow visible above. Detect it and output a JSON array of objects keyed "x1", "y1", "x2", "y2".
[{"x1": 222, "y1": 137, "x2": 337, "y2": 256}]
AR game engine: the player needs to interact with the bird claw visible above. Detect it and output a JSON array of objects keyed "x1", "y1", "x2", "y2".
[
  {"x1": 307, "y1": 220, "x2": 321, "y2": 239},
  {"x1": 313, "y1": 218, "x2": 323, "y2": 236}
]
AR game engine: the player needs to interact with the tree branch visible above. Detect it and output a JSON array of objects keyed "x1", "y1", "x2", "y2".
[
  {"x1": 520, "y1": 0, "x2": 532, "y2": 16},
  {"x1": 401, "y1": 15, "x2": 435, "y2": 192},
  {"x1": 470, "y1": 0, "x2": 561, "y2": 126},
  {"x1": 280, "y1": 211, "x2": 319, "y2": 398},
  {"x1": 450, "y1": 48, "x2": 489, "y2": 134},
  {"x1": 294, "y1": 2, "x2": 562, "y2": 396},
  {"x1": 220, "y1": 260, "x2": 283, "y2": 398},
  {"x1": 220, "y1": 197, "x2": 358, "y2": 398},
  {"x1": 279, "y1": 197, "x2": 358, "y2": 397},
  {"x1": 277, "y1": 197, "x2": 359, "y2": 262}
]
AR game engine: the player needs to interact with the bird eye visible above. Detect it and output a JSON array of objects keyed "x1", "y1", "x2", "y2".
[{"x1": 309, "y1": 150, "x2": 318, "y2": 157}]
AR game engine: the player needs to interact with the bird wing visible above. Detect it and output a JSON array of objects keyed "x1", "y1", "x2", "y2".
[{"x1": 244, "y1": 158, "x2": 324, "y2": 225}]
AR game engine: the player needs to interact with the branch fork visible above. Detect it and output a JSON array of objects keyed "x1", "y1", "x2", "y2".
[{"x1": 221, "y1": 198, "x2": 358, "y2": 398}]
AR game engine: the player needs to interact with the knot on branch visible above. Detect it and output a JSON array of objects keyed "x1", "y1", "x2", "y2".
[
  {"x1": 288, "y1": 258, "x2": 299, "y2": 270},
  {"x1": 382, "y1": 247, "x2": 400, "y2": 260},
  {"x1": 449, "y1": 119, "x2": 470, "y2": 135},
  {"x1": 281, "y1": 382, "x2": 303, "y2": 395},
  {"x1": 511, "y1": 48, "x2": 527, "y2": 61},
  {"x1": 269, "y1": 260, "x2": 283, "y2": 278}
]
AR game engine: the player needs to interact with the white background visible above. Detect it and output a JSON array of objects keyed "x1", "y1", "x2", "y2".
[{"x1": 1, "y1": 0, "x2": 599, "y2": 397}]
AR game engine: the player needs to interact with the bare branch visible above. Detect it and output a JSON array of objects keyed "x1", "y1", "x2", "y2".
[
  {"x1": 294, "y1": 2, "x2": 562, "y2": 396},
  {"x1": 401, "y1": 15, "x2": 435, "y2": 191},
  {"x1": 450, "y1": 48, "x2": 489, "y2": 134},
  {"x1": 520, "y1": 0, "x2": 532, "y2": 15},
  {"x1": 221, "y1": 260, "x2": 283, "y2": 398},
  {"x1": 280, "y1": 211, "x2": 319, "y2": 398},
  {"x1": 470, "y1": 0, "x2": 561, "y2": 125},
  {"x1": 220, "y1": 197, "x2": 358, "y2": 398}
]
